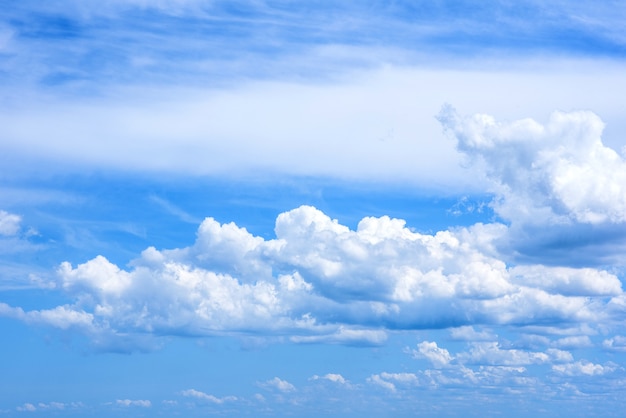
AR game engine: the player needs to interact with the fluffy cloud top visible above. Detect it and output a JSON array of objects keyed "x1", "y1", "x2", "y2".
[
  {"x1": 411, "y1": 341, "x2": 455, "y2": 368},
  {"x1": 439, "y1": 107, "x2": 626, "y2": 266},
  {"x1": 439, "y1": 107, "x2": 626, "y2": 225},
  {"x1": 0, "y1": 202, "x2": 622, "y2": 351},
  {"x1": 261, "y1": 377, "x2": 296, "y2": 393},
  {"x1": 311, "y1": 373, "x2": 347, "y2": 384}
]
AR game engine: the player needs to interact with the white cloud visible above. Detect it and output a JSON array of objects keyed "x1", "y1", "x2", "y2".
[
  {"x1": 180, "y1": 389, "x2": 237, "y2": 403},
  {"x1": 1, "y1": 204, "x2": 623, "y2": 350},
  {"x1": 3, "y1": 62, "x2": 626, "y2": 191},
  {"x1": 400, "y1": 338, "x2": 612, "y2": 392},
  {"x1": 440, "y1": 107, "x2": 626, "y2": 224},
  {"x1": 552, "y1": 335, "x2": 593, "y2": 349},
  {"x1": 261, "y1": 377, "x2": 296, "y2": 393},
  {"x1": 379, "y1": 372, "x2": 419, "y2": 384},
  {"x1": 115, "y1": 399, "x2": 151, "y2": 407},
  {"x1": 16, "y1": 403, "x2": 36, "y2": 412},
  {"x1": 290, "y1": 327, "x2": 388, "y2": 346},
  {"x1": 367, "y1": 374, "x2": 397, "y2": 392},
  {"x1": 439, "y1": 107, "x2": 626, "y2": 266},
  {"x1": 457, "y1": 342, "x2": 566, "y2": 366},
  {"x1": 509, "y1": 266, "x2": 622, "y2": 296},
  {"x1": 552, "y1": 361, "x2": 616, "y2": 376},
  {"x1": 449, "y1": 326, "x2": 496, "y2": 342},
  {"x1": 368, "y1": 372, "x2": 418, "y2": 392},
  {"x1": 0, "y1": 210, "x2": 21, "y2": 236},
  {"x1": 0, "y1": 303, "x2": 95, "y2": 331},
  {"x1": 15, "y1": 401, "x2": 84, "y2": 412},
  {"x1": 602, "y1": 335, "x2": 626, "y2": 352},
  {"x1": 311, "y1": 374, "x2": 347, "y2": 384},
  {"x1": 411, "y1": 341, "x2": 454, "y2": 368}
]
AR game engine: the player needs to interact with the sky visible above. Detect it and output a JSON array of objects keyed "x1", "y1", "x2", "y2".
[{"x1": 2, "y1": 1, "x2": 626, "y2": 416}]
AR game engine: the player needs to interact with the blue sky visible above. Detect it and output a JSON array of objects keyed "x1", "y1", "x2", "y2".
[{"x1": 2, "y1": 1, "x2": 626, "y2": 416}]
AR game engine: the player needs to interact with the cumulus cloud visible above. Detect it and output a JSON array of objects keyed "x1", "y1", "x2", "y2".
[
  {"x1": 180, "y1": 389, "x2": 237, "y2": 403},
  {"x1": 509, "y1": 266, "x2": 622, "y2": 296},
  {"x1": 552, "y1": 335, "x2": 593, "y2": 349},
  {"x1": 0, "y1": 303, "x2": 95, "y2": 331},
  {"x1": 368, "y1": 372, "x2": 419, "y2": 392},
  {"x1": 260, "y1": 377, "x2": 296, "y2": 393},
  {"x1": 393, "y1": 337, "x2": 621, "y2": 396},
  {"x1": 0, "y1": 210, "x2": 21, "y2": 236},
  {"x1": 552, "y1": 361, "x2": 617, "y2": 376},
  {"x1": 410, "y1": 341, "x2": 454, "y2": 368},
  {"x1": 311, "y1": 373, "x2": 347, "y2": 384},
  {"x1": 0, "y1": 204, "x2": 623, "y2": 351},
  {"x1": 456, "y1": 342, "x2": 572, "y2": 366},
  {"x1": 16, "y1": 402, "x2": 84, "y2": 412},
  {"x1": 602, "y1": 335, "x2": 626, "y2": 352},
  {"x1": 367, "y1": 374, "x2": 397, "y2": 392},
  {"x1": 439, "y1": 107, "x2": 626, "y2": 265},
  {"x1": 115, "y1": 399, "x2": 151, "y2": 407},
  {"x1": 439, "y1": 107, "x2": 626, "y2": 225}
]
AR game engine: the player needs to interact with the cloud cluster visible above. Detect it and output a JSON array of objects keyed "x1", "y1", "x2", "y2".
[
  {"x1": 439, "y1": 107, "x2": 626, "y2": 225},
  {"x1": 1, "y1": 108, "x2": 625, "y2": 401},
  {"x1": 356, "y1": 334, "x2": 620, "y2": 402},
  {"x1": 11, "y1": 363, "x2": 623, "y2": 416},
  {"x1": 15, "y1": 402, "x2": 84, "y2": 412},
  {"x1": 439, "y1": 107, "x2": 626, "y2": 266},
  {"x1": 115, "y1": 399, "x2": 151, "y2": 408},
  {"x1": 0, "y1": 200, "x2": 622, "y2": 351}
]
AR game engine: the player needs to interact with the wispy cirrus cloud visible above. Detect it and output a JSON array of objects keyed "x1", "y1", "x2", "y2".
[{"x1": 3, "y1": 1, "x2": 625, "y2": 92}]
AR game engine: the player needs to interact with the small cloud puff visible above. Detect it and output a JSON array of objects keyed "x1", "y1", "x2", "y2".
[
  {"x1": 0, "y1": 210, "x2": 21, "y2": 236},
  {"x1": 16, "y1": 403, "x2": 36, "y2": 412},
  {"x1": 410, "y1": 341, "x2": 454, "y2": 368},
  {"x1": 311, "y1": 373, "x2": 347, "y2": 384},
  {"x1": 260, "y1": 377, "x2": 296, "y2": 393},
  {"x1": 180, "y1": 389, "x2": 237, "y2": 403},
  {"x1": 602, "y1": 335, "x2": 626, "y2": 352},
  {"x1": 368, "y1": 372, "x2": 418, "y2": 392},
  {"x1": 115, "y1": 399, "x2": 151, "y2": 407}
]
